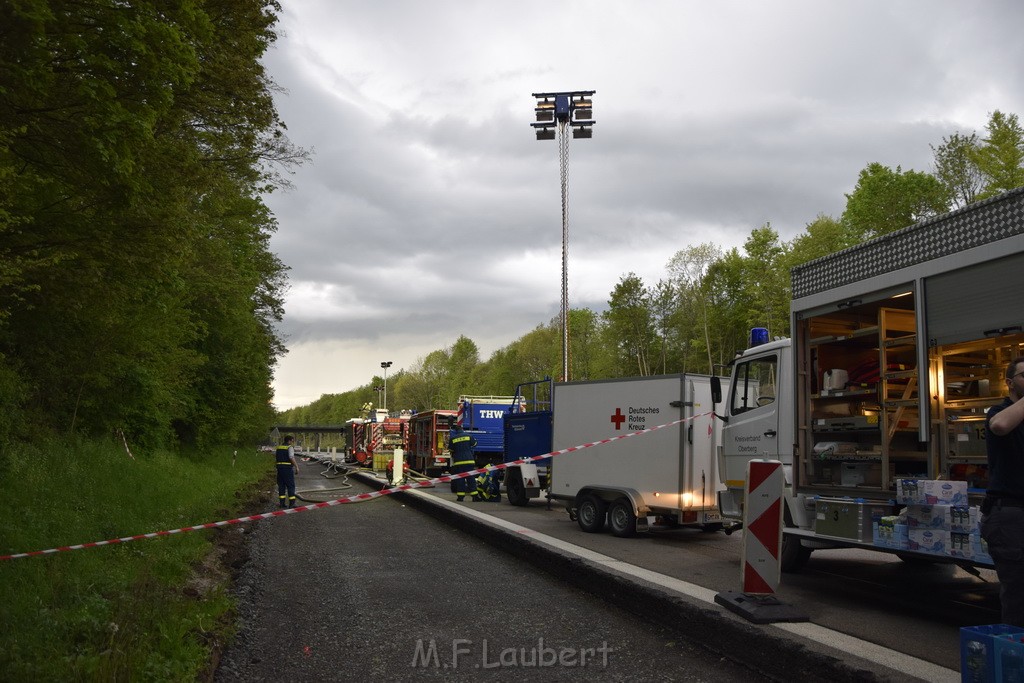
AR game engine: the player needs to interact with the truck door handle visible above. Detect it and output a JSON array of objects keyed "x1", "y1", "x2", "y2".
[{"x1": 764, "y1": 430, "x2": 777, "y2": 438}]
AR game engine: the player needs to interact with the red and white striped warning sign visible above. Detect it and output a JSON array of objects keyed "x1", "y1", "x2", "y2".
[
  {"x1": 740, "y1": 459, "x2": 784, "y2": 595},
  {"x1": 0, "y1": 412, "x2": 714, "y2": 561}
]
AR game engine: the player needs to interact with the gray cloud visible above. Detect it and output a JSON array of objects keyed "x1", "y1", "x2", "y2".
[{"x1": 262, "y1": 0, "x2": 1024, "y2": 407}]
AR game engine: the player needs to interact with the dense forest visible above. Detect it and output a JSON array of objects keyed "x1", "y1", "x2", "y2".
[
  {"x1": 278, "y1": 109, "x2": 1024, "y2": 427},
  {"x1": 0, "y1": 1, "x2": 303, "y2": 449}
]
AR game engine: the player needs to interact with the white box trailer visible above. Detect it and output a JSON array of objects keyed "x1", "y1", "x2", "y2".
[{"x1": 549, "y1": 374, "x2": 728, "y2": 537}]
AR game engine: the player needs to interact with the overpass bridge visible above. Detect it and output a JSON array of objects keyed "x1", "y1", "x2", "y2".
[{"x1": 269, "y1": 425, "x2": 346, "y2": 451}]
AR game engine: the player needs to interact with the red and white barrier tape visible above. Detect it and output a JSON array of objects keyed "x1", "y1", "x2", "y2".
[{"x1": 1, "y1": 411, "x2": 713, "y2": 561}]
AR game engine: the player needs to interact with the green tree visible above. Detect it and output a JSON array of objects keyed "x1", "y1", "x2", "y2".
[
  {"x1": 931, "y1": 132, "x2": 985, "y2": 209},
  {"x1": 479, "y1": 346, "x2": 520, "y2": 397},
  {"x1": 742, "y1": 225, "x2": 790, "y2": 339},
  {"x1": 701, "y1": 249, "x2": 751, "y2": 372},
  {"x1": 785, "y1": 214, "x2": 856, "y2": 268},
  {"x1": 516, "y1": 323, "x2": 559, "y2": 383},
  {"x1": 842, "y1": 162, "x2": 949, "y2": 240},
  {"x1": 446, "y1": 335, "x2": 480, "y2": 393},
  {"x1": 395, "y1": 350, "x2": 452, "y2": 411},
  {"x1": 569, "y1": 308, "x2": 609, "y2": 381},
  {"x1": 974, "y1": 110, "x2": 1024, "y2": 199},
  {"x1": 603, "y1": 273, "x2": 655, "y2": 376},
  {"x1": 666, "y1": 243, "x2": 722, "y2": 374},
  {"x1": 649, "y1": 280, "x2": 677, "y2": 375},
  {"x1": 0, "y1": 0, "x2": 302, "y2": 447}
]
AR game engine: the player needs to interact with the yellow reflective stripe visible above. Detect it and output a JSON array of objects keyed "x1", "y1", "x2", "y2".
[
  {"x1": 453, "y1": 459, "x2": 475, "y2": 466},
  {"x1": 452, "y1": 436, "x2": 470, "y2": 444},
  {"x1": 276, "y1": 462, "x2": 292, "y2": 465}
]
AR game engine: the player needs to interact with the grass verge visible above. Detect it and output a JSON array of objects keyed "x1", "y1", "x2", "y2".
[{"x1": 0, "y1": 438, "x2": 272, "y2": 681}]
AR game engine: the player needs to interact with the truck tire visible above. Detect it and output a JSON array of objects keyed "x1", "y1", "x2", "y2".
[
  {"x1": 608, "y1": 498, "x2": 638, "y2": 538},
  {"x1": 506, "y1": 470, "x2": 528, "y2": 507},
  {"x1": 780, "y1": 534, "x2": 812, "y2": 572},
  {"x1": 577, "y1": 495, "x2": 607, "y2": 533}
]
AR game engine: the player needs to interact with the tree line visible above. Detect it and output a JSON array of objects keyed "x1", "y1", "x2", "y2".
[
  {"x1": 279, "y1": 110, "x2": 1024, "y2": 427},
  {"x1": 0, "y1": 0, "x2": 303, "y2": 450}
]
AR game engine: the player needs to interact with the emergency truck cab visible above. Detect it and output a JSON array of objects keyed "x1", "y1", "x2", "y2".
[
  {"x1": 717, "y1": 334, "x2": 796, "y2": 524},
  {"x1": 719, "y1": 188, "x2": 1024, "y2": 571}
]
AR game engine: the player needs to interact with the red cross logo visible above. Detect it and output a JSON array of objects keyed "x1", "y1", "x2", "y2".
[{"x1": 610, "y1": 408, "x2": 625, "y2": 430}]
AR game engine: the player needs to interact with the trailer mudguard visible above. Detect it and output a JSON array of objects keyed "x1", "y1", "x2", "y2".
[{"x1": 515, "y1": 463, "x2": 542, "y2": 495}]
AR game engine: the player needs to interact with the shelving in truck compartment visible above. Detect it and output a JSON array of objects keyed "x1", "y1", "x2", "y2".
[
  {"x1": 935, "y1": 334, "x2": 1019, "y2": 488},
  {"x1": 812, "y1": 414, "x2": 879, "y2": 432},
  {"x1": 878, "y1": 308, "x2": 919, "y2": 447},
  {"x1": 807, "y1": 309, "x2": 878, "y2": 339},
  {"x1": 812, "y1": 345, "x2": 879, "y2": 396}
]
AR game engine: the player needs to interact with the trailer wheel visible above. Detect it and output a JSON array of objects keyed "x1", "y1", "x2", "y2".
[
  {"x1": 608, "y1": 498, "x2": 638, "y2": 538},
  {"x1": 780, "y1": 534, "x2": 812, "y2": 572},
  {"x1": 506, "y1": 470, "x2": 528, "y2": 507},
  {"x1": 577, "y1": 495, "x2": 607, "y2": 533}
]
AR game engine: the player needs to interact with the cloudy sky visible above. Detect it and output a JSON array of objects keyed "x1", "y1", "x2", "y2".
[{"x1": 261, "y1": 0, "x2": 1024, "y2": 410}]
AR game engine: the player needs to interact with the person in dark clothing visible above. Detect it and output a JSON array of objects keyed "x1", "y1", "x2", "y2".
[
  {"x1": 982, "y1": 356, "x2": 1024, "y2": 626},
  {"x1": 449, "y1": 425, "x2": 478, "y2": 502},
  {"x1": 275, "y1": 435, "x2": 300, "y2": 508}
]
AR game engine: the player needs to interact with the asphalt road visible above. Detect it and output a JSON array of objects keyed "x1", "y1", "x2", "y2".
[
  {"x1": 427, "y1": 485, "x2": 1001, "y2": 669},
  {"x1": 214, "y1": 466, "x2": 765, "y2": 682},
  {"x1": 404, "y1": 480, "x2": 999, "y2": 676},
  {"x1": 216, "y1": 459, "x2": 1001, "y2": 681}
]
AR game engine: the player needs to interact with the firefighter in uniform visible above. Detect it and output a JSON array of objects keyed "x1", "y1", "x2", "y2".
[
  {"x1": 275, "y1": 435, "x2": 300, "y2": 508},
  {"x1": 450, "y1": 423, "x2": 478, "y2": 502}
]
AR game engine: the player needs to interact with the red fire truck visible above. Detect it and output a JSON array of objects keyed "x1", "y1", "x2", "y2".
[
  {"x1": 407, "y1": 409, "x2": 457, "y2": 474},
  {"x1": 346, "y1": 409, "x2": 411, "y2": 466}
]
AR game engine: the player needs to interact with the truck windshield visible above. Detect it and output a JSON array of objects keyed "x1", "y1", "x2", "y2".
[{"x1": 731, "y1": 355, "x2": 778, "y2": 415}]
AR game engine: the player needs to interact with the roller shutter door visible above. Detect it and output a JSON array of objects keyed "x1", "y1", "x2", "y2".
[{"x1": 925, "y1": 252, "x2": 1024, "y2": 346}]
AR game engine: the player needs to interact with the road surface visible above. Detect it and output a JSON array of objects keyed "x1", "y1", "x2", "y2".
[{"x1": 215, "y1": 469, "x2": 765, "y2": 682}]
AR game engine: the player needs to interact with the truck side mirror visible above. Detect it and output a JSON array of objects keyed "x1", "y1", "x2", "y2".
[{"x1": 710, "y1": 376, "x2": 728, "y2": 423}]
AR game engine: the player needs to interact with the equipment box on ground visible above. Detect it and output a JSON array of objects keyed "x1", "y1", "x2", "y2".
[{"x1": 814, "y1": 497, "x2": 895, "y2": 543}]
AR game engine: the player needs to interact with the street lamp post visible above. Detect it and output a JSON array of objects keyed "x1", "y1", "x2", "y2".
[
  {"x1": 373, "y1": 385, "x2": 384, "y2": 407},
  {"x1": 380, "y1": 361, "x2": 393, "y2": 411},
  {"x1": 531, "y1": 90, "x2": 595, "y2": 382}
]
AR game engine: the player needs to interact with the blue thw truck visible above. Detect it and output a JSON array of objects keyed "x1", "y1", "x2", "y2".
[
  {"x1": 456, "y1": 395, "x2": 524, "y2": 465},
  {"x1": 502, "y1": 379, "x2": 554, "y2": 506}
]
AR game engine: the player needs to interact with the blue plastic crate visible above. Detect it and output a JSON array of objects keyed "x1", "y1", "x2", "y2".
[
  {"x1": 994, "y1": 634, "x2": 1024, "y2": 682},
  {"x1": 961, "y1": 625, "x2": 1024, "y2": 683}
]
